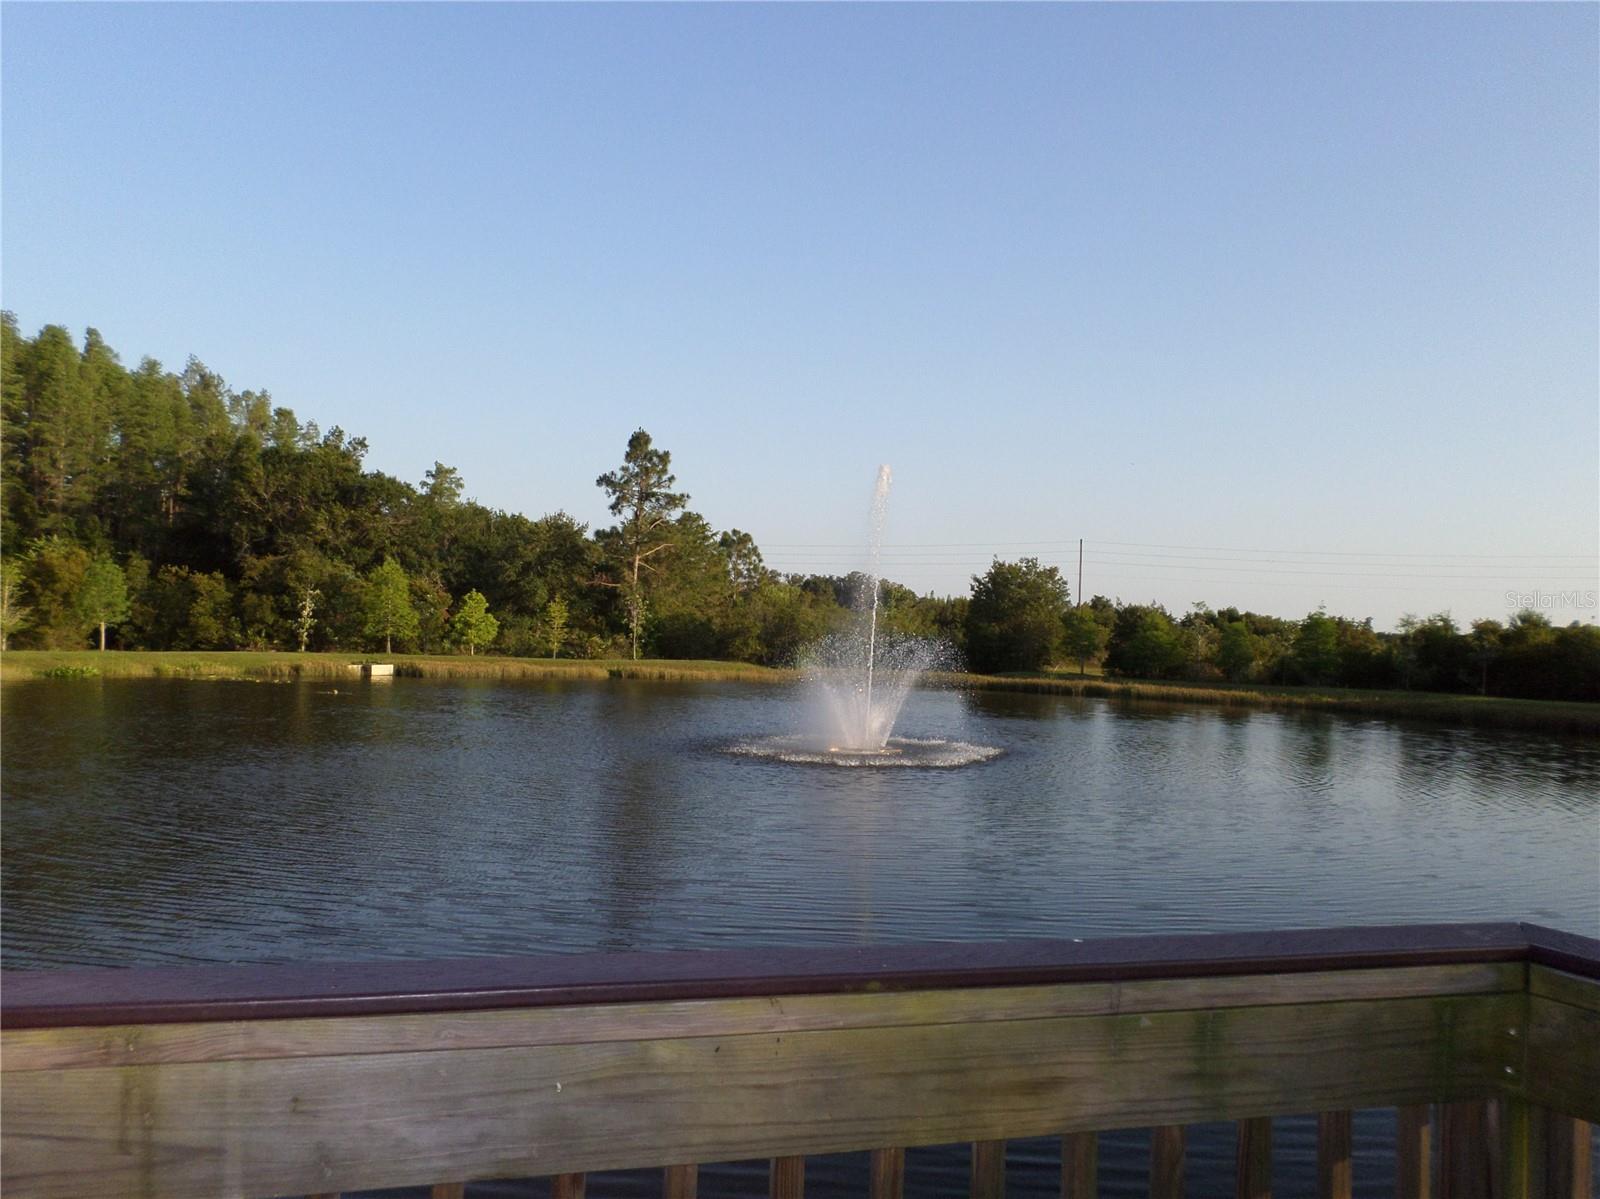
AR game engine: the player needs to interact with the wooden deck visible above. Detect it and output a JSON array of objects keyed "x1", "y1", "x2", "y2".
[{"x1": 2, "y1": 922, "x2": 1595, "y2": 1198}]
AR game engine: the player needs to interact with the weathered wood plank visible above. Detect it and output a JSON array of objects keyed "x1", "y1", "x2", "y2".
[
  {"x1": 1439, "y1": 1101, "x2": 1492, "y2": 1199},
  {"x1": 0, "y1": 964, "x2": 1520, "y2": 1073},
  {"x1": 5, "y1": 923, "x2": 1536, "y2": 1030},
  {"x1": 0, "y1": 994, "x2": 1517, "y2": 1199},
  {"x1": 972, "y1": 1140, "x2": 1005, "y2": 1199},
  {"x1": 1317, "y1": 1111, "x2": 1351, "y2": 1199},
  {"x1": 1525, "y1": 1110, "x2": 1594, "y2": 1199},
  {"x1": 1061, "y1": 1132, "x2": 1097, "y2": 1199},
  {"x1": 771, "y1": 1155, "x2": 803, "y2": 1199},
  {"x1": 1529, "y1": 966, "x2": 1600, "y2": 1015},
  {"x1": 1499, "y1": 1098, "x2": 1532, "y2": 1199},
  {"x1": 1571, "y1": 1121, "x2": 1593, "y2": 1199},
  {"x1": 870, "y1": 1148, "x2": 904, "y2": 1199},
  {"x1": 1150, "y1": 1126, "x2": 1184, "y2": 1199},
  {"x1": 1236, "y1": 1117, "x2": 1271, "y2": 1199},
  {"x1": 1396, "y1": 1105, "x2": 1432, "y2": 1199},
  {"x1": 1484, "y1": 1100, "x2": 1506, "y2": 1198},
  {"x1": 664, "y1": 1163, "x2": 698, "y2": 1199},
  {"x1": 1526, "y1": 995, "x2": 1600, "y2": 1123}
]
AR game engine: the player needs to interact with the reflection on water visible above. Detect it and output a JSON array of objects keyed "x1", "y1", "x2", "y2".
[
  {"x1": 4, "y1": 678, "x2": 1597, "y2": 968},
  {"x1": 4, "y1": 677, "x2": 1598, "y2": 1196}
]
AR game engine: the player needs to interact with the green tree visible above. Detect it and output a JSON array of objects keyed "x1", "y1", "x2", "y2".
[
  {"x1": 718, "y1": 529, "x2": 769, "y2": 593},
  {"x1": 295, "y1": 588, "x2": 321, "y2": 653},
  {"x1": 410, "y1": 572, "x2": 453, "y2": 653},
  {"x1": 14, "y1": 325, "x2": 92, "y2": 538},
  {"x1": 1060, "y1": 605, "x2": 1107, "y2": 676},
  {"x1": 77, "y1": 555, "x2": 130, "y2": 650},
  {"x1": 1406, "y1": 612, "x2": 1471, "y2": 692},
  {"x1": 543, "y1": 594, "x2": 569, "y2": 658},
  {"x1": 20, "y1": 536, "x2": 92, "y2": 647},
  {"x1": 0, "y1": 314, "x2": 28, "y2": 556},
  {"x1": 1291, "y1": 609, "x2": 1341, "y2": 685},
  {"x1": 422, "y1": 461, "x2": 464, "y2": 506},
  {"x1": 140, "y1": 565, "x2": 235, "y2": 649},
  {"x1": 1105, "y1": 605, "x2": 1187, "y2": 679},
  {"x1": 595, "y1": 429, "x2": 688, "y2": 659},
  {"x1": 1467, "y1": 619, "x2": 1503, "y2": 696},
  {"x1": 1335, "y1": 617, "x2": 1393, "y2": 688},
  {"x1": 645, "y1": 512, "x2": 731, "y2": 659},
  {"x1": 363, "y1": 556, "x2": 418, "y2": 654},
  {"x1": 186, "y1": 571, "x2": 235, "y2": 649},
  {"x1": 451, "y1": 589, "x2": 498, "y2": 655},
  {"x1": 1217, "y1": 620, "x2": 1257, "y2": 682},
  {"x1": 964, "y1": 557, "x2": 1071, "y2": 673},
  {"x1": 0, "y1": 558, "x2": 30, "y2": 650}
]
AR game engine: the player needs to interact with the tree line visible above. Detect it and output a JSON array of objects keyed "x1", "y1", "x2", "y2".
[
  {"x1": 962, "y1": 556, "x2": 1599, "y2": 701},
  {"x1": 2, "y1": 318, "x2": 1596, "y2": 701}
]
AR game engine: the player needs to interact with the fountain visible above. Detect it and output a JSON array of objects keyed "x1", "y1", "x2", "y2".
[{"x1": 730, "y1": 466, "x2": 1001, "y2": 769}]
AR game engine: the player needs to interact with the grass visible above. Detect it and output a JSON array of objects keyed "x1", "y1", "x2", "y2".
[
  {"x1": 0, "y1": 650, "x2": 786, "y2": 685},
  {"x1": 936, "y1": 669, "x2": 1600, "y2": 735},
  {"x1": 3, "y1": 650, "x2": 1594, "y2": 734}
]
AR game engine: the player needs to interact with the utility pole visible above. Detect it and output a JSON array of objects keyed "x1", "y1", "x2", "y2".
[{"x1": 1077, "y1": 538, "x2": 1084, "y2": 606}]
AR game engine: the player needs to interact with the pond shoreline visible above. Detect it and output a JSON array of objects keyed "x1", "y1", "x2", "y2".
[{"x1": 4, "y1": 649, "x2": 1595, "y2": 734}]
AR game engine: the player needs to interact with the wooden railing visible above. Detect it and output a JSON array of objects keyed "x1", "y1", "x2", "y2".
[{"x1": 2, "y1": 922, "x2": 1595, "y2": 1199}]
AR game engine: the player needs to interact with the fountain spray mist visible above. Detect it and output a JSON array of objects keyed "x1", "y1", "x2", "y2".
[
  {"x1": 728, "y1": 465, "x2": 1001, "y2": 767},
  {"x1": 799, "y1": 464, "x2": 950, "y2": 753},
  {"x1": 863, "y1": 465, "x2": 892, "y2": 747}
]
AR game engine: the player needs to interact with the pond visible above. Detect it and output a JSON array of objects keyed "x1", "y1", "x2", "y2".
[{"x1": 4, "y1": 677, "x2": 1597, "y2": 1196}]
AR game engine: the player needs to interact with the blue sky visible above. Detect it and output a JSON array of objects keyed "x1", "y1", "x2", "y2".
[{"x1": 4, "y1": 3, "x2": 1596, "y2": 627}]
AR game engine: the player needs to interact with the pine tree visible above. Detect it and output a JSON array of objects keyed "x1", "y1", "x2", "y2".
[{"x1": 595, "y1": 429, "x2": 687, "y2": 659}]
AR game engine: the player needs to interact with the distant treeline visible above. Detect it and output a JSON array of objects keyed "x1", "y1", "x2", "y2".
[{"x1": 3, "y1": 318, "x2": 1597, "y2": 702}]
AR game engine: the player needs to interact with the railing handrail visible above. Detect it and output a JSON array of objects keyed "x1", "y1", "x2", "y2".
[{"x1": 4, "y1": 920, "x2": 1594, "y2": 1029}]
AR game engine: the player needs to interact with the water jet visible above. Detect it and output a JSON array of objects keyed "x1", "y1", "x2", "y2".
[{"x1": 730, "y1": 465, "x2": 1001, "y2": 769}]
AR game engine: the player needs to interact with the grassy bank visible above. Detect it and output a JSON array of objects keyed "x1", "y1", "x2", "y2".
[
  {"x1": 0, "y1": 650, "x2": 786, "y2": 685},
  {"x1": 934, "y1": 670, "x2": 1600, "y2": 735},
  {"x1": 4, "y1": 650, "x2": 1594, "y2": 734}
]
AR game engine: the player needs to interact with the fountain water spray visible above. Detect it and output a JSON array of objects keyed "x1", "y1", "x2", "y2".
[
  {"x1": 862, "y1": 464, "x2": 892, "y2": 748},
  {"x1": 801, "y1": 464, "x2": 941, "y2": 754},
  {"x1": 727, "y1": 467, "x2": 1001, "y2": 768}
]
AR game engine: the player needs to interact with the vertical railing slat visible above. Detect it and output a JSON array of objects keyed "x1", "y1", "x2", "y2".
[
  {"x1": 1236, "y1": 1117, "x2": 1271, "y2": 1199},
  {"x1": 971, "y1": 1139, "x2": 1006, "y2": 1199},
  {"x1": 771, "y1": 1155, "x2": 805, "y2": 1199},
  {"x1": 431, "y1": 1186, "x2": 466, "y2": 1199},
  {"x1": 1570, "y1": 1119, "x2": 1594, "y2": 1199},
  {"x1": 871, "y1": 1148, "x2": 906, "y2": 1199},
  {"x1": 1397, "y1": 1105, "x2": 1432, "y2": 1199},
  {"x1": 1530, "y1": 1110, "x2": 1595, "y2": 1199},
  {"x1": 1440, "y1": 1100, "x2": 1492, "y2": 1199},
  {"x1": 1150, "y1": 1126, "x2": 1185, "y2": 1199},
  {"x1": 664, "y1": 1163, "x2": 699, "y2": 1199},
  {"x1": 553, "y1": 1173, "x2": 587, "y2": 1199},
  {"x1": 1061, "y1": 1131, "x2": 1098, "y2": 1199},
  {"x1": 1500, "y1": 1098, "x2": 1532, "y2": 1199},
  {"x1": 1317, "y1": 1110, "x2": 1353, "y2": 1199}
]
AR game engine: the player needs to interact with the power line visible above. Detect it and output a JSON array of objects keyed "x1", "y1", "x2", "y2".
[
  {"x1": 1092, "y1": 539, "x2": 1598, "y2": 561},
  {"x1": 760, "y1": 554, "x2": 1595, "y2": 581},
  {"x1": 761, "y1": 537, "x2": 1596, "y2": 561}
]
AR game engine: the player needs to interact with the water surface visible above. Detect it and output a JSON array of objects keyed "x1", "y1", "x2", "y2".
[
  {"x1": 5, "y1": 678, "x2": 1594, "y2": 968},
  {"x1": 4, "y1": 678, "x2": 1596, "y2": 1196}
]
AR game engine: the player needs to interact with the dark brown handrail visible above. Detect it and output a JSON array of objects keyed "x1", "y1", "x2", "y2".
[{"x1": 3, "y1": 920, "x2": 1593, "y2": 1029}]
